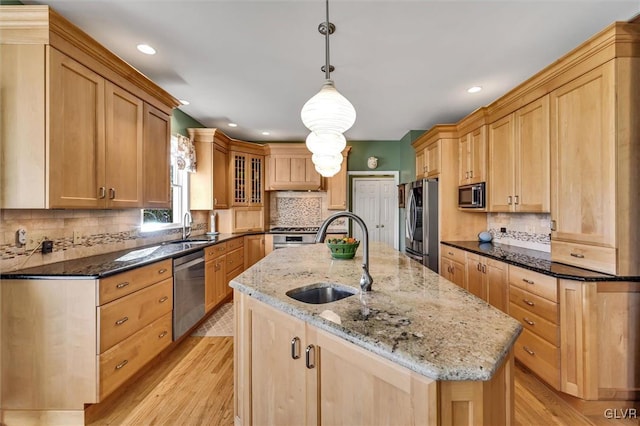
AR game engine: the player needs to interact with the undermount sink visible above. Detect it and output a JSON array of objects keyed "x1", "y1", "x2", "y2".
[
  {"x1": 162, "y1": 239, "x2": 211, "y2": 245},
  {"x1": 286, "y1": 283, "x2": 358, "y2": 304}
]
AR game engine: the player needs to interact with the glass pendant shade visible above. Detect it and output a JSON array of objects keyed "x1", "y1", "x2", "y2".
[
  {"x1": 301, "y1": 80, "x2": 356, "y2": 135},
  {"x1": 305, "y1": 131, "x2": 346, "y2": 156},
  {"x1": 314, "y1": 162, "x2": 341, "y2": 177},
  {"x1": 312, "y1": 152, "x2": 343, "y2": 168}
]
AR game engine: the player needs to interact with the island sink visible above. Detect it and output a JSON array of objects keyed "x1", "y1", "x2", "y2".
[{"x1": 286, "y1": 283, "x2": 357, "y2": 304}]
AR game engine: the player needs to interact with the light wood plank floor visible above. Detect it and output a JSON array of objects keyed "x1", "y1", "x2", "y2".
[{"x1": 87, "y1": 336, "x2": 636, "y2": 426}]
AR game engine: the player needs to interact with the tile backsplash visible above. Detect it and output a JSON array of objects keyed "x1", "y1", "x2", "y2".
[
  {"x1": 269, "y1": 191, "x2": 346, "y2": 230},
  {"x1": 0, "y1": 209, "x2": 208, "y2": 272},
  {"x1": 486, "y1": 213, "x2": 551, "y2": 252}
]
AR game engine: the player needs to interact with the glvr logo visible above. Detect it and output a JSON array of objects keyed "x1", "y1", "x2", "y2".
[{"x1": 604, "y1": 408, "x2": 637, "y2": 419}]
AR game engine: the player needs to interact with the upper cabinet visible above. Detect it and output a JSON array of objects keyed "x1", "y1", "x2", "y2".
[
  {"x1": 230, "y1": 149, "x2": 264, "y2": 207},
  {"x1": 189, "y1": 128, "x2": 230, "y2": 210},
  {"x1": 324, "y1": 146, "x2": 351, "y2": 210},
  {"x1": 265, "y1": 143, "x2": 321, "y2": 191},
  {"x1": 457, "y1": 109, "x2": 488, "y2": 186},
  {"x1": 143, "y1": 104, "x2": 171, "y2": 208},
  {"x1": 0, "y1": 6, "x2": 179, "y2": 209},
  {"x1": 488, "y1": 95, "x2": 550, "y2": 213}
]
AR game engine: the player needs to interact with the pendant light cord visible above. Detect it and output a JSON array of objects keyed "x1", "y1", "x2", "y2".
[{"x1": 325, "y1": 0, "x2": 331, "y2": 80}]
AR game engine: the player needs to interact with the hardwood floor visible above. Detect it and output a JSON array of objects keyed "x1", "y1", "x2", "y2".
[{"x1": 87, "y1": 336, "x2": 636, "y2": 426}]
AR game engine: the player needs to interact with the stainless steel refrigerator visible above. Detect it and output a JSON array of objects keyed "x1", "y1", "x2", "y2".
[{"x1": 405, "y1": 178, "x2": 439, "y2": 272}]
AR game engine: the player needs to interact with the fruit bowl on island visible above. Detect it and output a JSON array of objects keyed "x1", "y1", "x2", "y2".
[{"x1": 326, "y1": 237, "x2": 360, "y2": 260}]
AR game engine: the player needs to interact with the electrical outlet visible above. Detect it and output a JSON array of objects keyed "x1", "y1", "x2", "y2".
[
  {"x1": 16, "y1": 228, "x2": 27, "y2": 245},
  {"x1": 73, "y1": 230, "x2": 82, "y2": 245},
  {"x1": 500, "y1": 227, "x2": 507, "y2": 233},
  {"x1": 25, "y1": 231, "x2": 46, "y2": 251}
]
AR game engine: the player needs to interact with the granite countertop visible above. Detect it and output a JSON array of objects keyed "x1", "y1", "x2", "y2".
[
  {"x1": 0, "y1": 233, "x2": 247, "y2": 279},
  {"x1": 230, "y1": 242, "x2": 522, "y2": 382},
  {"x1": 442, "y1": 241, "x2": 640, "y2": 282}
]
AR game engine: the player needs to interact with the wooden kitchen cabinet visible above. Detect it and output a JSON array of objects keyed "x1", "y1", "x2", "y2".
[
  {"x1": 414, "y1": 139, "x2": 441, "y2": 179},
  {"x1": 188, "y1": 128, "x2": 230, "y2": 210},
  {"x1": 324, "y1": 146, "x2": 351, "y2": 210},
  {"x1": 230, "y1": 150, "x2": 264, "y2": 206},
  {"x1": 205, "y1": 242, "x2": 227, "y2": 312},
  {"x1": 0, "y1": 7, "x2": 178, "y2": 209},
  {"x1": 244, "y1": 234, "x2": 265, "y2": 269},
  {"x1": 143, "y1": 103, "x2": 171, "y2": 208},
  {"x1": 465, "y1": 253, "x2": 508, "y2": 313},
  {"x1": 458, "y1": 124, "x2": 487, "y2": 186},
  {"x1": 235, "y1": 293, "x2": 438, "y2": 426},
  {"x1": 440, "y1": 244, "x2": 466, "y2": 288},
  {"x1": 265, "y1": 143, "x2": 321, "y2": 190},
  {"x1": 488, "y1": 95, "x2": 550, "y2": 213}
]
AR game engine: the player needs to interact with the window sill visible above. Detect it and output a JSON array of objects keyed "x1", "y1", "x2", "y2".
[{"x1": 140, "y1": 222, "x2": 182, "y2": 234}]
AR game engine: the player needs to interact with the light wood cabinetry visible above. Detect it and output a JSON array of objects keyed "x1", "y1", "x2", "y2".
[
  {"x1": 1, "y1": 260, "x2": 173, "y2": 421},
  {"x1": 0, "y1": 6, "x2": 178, "y2": 209},
  {"x1": 205, "y1": 242, "x2": 227, "y2": 312},
  {"x1": 142, "y1": 104, "x2": 171, "y2": 208},
  {"x1": 188, "y1": 128, "x2": 230, "y2": 210},
  {"x1": 324, "y1": 146, "x2": 351, "y2": 210},
  {"x1": 458, "y1": 112, "x2": 487, "y2": 186},
  {"x1": 488, "y1": 95, "x2": 550, "y2": 213},
  {"x1": 440, "y1": 244, "x2": 466, "y2": 288},
  {"x1": 244, "y1": 234, "x2": 265, "y2": 269},
  {"x1": 235, "y1": 291, "x2": 513, "y2": 426},
  {"x1": 265, "y1": 143, "x2": 321, "y2": 191},
  {"x1": 230, "y1": 150, "x2": 264, "y2": 207},
  {"x1": 415, "y1": 139, "x2": 441, "y2": 179},
  {"x1": 465, "y1": 253, "x2": 508, "y2": 312}
]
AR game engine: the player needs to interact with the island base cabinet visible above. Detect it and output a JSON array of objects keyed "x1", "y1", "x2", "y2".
[{"x1": 234, "y1": 291, "x2": 515, "y2": 426}]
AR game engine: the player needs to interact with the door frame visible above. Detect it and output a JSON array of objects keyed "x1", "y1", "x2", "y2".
[{"x1": 348, "y1": 171, "x2": 400, "y2": 250}]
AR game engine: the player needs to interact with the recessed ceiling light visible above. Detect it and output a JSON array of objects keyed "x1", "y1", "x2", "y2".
[
  {"x1": 261, "y1": 131, "x2": 270, "y2": 136},
  {"x1": 467, "y1": 86, "x2": 482, "y2": 94},
  {"x1": 136, "y1": 43, "x2": 156, "y2": 55},
  {"x1": 228, "y1": 123, "x2": 238, "y2": 128},
  {"x1": 179, "y1": 99, "x2": 190, "y2": 105}
]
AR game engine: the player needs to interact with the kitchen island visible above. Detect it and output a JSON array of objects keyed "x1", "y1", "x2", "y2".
[{"x1": 231, "y1": 242, "x2": 522, "y2": 426}]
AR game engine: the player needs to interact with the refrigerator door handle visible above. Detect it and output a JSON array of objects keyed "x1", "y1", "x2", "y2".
[{"x1": 406, "y1": 190, "x2": 416, "y2": 241}]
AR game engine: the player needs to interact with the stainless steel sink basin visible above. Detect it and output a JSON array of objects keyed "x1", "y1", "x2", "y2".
[{"x1": 286, "y1": 283, "x2": 357, "y2": 304}]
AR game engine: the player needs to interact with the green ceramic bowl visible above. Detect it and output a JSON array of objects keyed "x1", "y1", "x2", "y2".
[{"x1": 326, "y1": 241, "x2": 360, "y2": 259}]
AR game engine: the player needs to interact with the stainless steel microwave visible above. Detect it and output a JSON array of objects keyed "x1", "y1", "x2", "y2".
[{"x1": 458, "y1": 182, "x2": 485, "y2": 208}]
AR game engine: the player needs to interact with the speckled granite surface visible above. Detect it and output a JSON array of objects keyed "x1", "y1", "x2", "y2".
[
  {"x1": 230, "y1": 242, "x2": 522, "y2": 382},
  {"x1": 442, "y1": 241, "x2": 640, "y2": 282},
  {"x1": 0, "y1": 233, "x2": 245, "y2": 279}
]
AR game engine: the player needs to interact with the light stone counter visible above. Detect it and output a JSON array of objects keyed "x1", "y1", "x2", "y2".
[{"x1": 230, "y1": 242, "x2": 522, "y2": 381}]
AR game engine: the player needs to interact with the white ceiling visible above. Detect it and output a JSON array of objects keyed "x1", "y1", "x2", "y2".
[{"x1": 23, "y1": 0, "x2": 640, "y2": 142}]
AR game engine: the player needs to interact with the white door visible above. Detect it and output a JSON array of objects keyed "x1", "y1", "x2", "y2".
[{"x1": 352, "y1": 178, "x2": 397, "y2": 248}]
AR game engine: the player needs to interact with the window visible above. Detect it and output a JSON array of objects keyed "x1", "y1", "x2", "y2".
[{"x1": 141, "y1": 160, "x2": 190, "y2": 232}]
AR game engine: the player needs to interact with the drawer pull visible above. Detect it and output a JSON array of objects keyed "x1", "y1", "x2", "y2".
[
  {"x1": 115, "y1": 316, "x2": 129, "y2": 326},
  {"x1": 523, "y1": 346, "x2": 535, "y2": 356},
  {"x1": 215, "y1": 262, "x2": 222, "y2": 271},
  {"x1": 158, "y1": 331, "x2": 168, "y2": 339},
  {"x1": 523, "y1": 317, "x2": 535, "y2": 326},
  {"x1": 448, "y1": 251, "x2": 454, "y2": 256},
  {"x1": 115, "y1": 359, "x2": 129, "y2": 370},
  {"x1": 158, "y1": 268, "x2": 168, "y2": 274},
  {"x1": 116, "y1": 281, "x2": 130, "y2": 289},
  {"x1": 159, "y1": 296, "x2": 169, "y2": 303},
  {"x1": 523, "y1": 299, "x2": 535, "y2": 307},
  {"x1": 522, "y1": 278, "x2": 534, "y2": 285},
  {"x1": 570, "y1": 253, "x2": 585, "y2": 259}
]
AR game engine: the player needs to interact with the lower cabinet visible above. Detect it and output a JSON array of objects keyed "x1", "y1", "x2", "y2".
[
  {"x1": 235, "y1": 293, "x2": 438, "y2": 426},
  {"x1": 465, "y1": 253, "x2": 508, "y2": 313},
  {"x1": 205, "y1": 242, "x2": 228, "y2": 312},
  {"x1": 244, "y1": 234, "x2": 265, "y2": 269},
  {"x1": 439, "y1": 244, "x2": 467, "y2": 288}
]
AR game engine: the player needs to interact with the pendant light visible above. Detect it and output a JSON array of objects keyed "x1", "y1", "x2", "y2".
[{"x1": 301, "y1": 0, "x2": 355, "y2": 177}]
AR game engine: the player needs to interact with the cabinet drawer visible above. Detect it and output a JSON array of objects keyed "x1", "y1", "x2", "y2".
[
  {"x1": 551, "y1": 240, "x2": 616, "y2": 275},
  {"x1": 227, "y1": 237, "x2": 244, "y2": 251},
  {"x1": 440, "y1": 245, "x2": 466, "y2": 263},
  {"x1": 509, "y1": 265, "x2": 557, "y2": 302},
  {"x1": 227, "y1": 264, "x2": 243, "y2": 283},
  {"x1": 99, "y1": 311, "x2": 172, "y2": 400},
  {"x1": 98, "y1": 278, "x2": 173, "y2": 352},
  {"x1": 226, "y1": 247, "x2": 244, "y2": 271},
  {"x1": 509, "y1": 302, "x2": 559, "y2": 346},
  {"x1": 515, "y1": 329, "x2": 560, "y2": 390},
  {"x1": 509, "y1": 286, "x2": 558, "y2": 324},
  {"x1": 99, "y1": 259, "x2": 172, "y2": 304},
  {"x1": 205, "y1": 242, "x2": 227, "y2": 261}
]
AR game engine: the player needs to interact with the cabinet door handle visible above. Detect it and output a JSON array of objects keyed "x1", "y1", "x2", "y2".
[
  {"x1": 116, "y1": 281, "x2": 130, "y2": 289},
  {"x1": 98, "y1": 187, "x2": 106, "y2": 199},
  {"x1": 158, "y1": 268, "x2": 168, "y2": 274},
  {"x1": 214, "y1": 198, "x2": 218, "y2": 205},
  {"x1": 477, "y1": 263, "x2": 481, "y2": 271},
  {"x1": 550, "y1": 220, "x2": 557, "y2": 231},
  {"x1": 115, "y1": 359, "x2": 129, "y2": 370},
  {"x1": 523, "y1": 346, "x2": 535, "y2": 356},
  {"x1": 115, "y1": 316, "x2": 129, "y2": 326},
  {"x1": 523, "y1": 299, "x2": 535, "y2": 307},
  {"x1": 109, "y1": 188, "x2": 116, "y2": 199},
  {"x1": 523, "y1": 317, "x2": 535, "y2": 326},
  {"x1": 380, "y1": 224, "x2": 384, "y2": 228},
  {"x1": 291, "y1": 337, "x2": 301, "y2": 360},
  {"x1": 215, "y1": 262, "x2": 222, "y2": 272},
  {"x1": 376, "y1": 225, "x2": 380, "y2": 228},
  {"x1": 305, "y1": 344, "x2": 316, "y2": 369},
  {"x1": 158, "y1": 296, "x2": 169, "y2": 303},
  {"x1": 465, "y1": 171, "x2": 469, "y2": 179},
  {"x1": 522, "y1": 278, "x2": 534, "y2": 285},
  {"x1": 158, "y1": 331, "x2": 168, "y2": 339},
  {"x1": 570, "y1": 253, "x2": 585, "y2": 259},
  {"x1": 469, "y1": 170, "x2": 473, "y2": 178},
  {"x1": 514, "y1": 195, "x2": 519, "y2": 205},
  {"x1": 481, "y1": 264, "x2": 486, "y2": 273},
  {"x1": 507, "y1": 196, "x2": 513, "y2": 205}
]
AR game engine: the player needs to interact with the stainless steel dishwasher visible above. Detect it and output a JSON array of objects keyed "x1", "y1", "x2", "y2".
[{"x1": 173, "y1": 249, "x2": 205, "y2": 340}]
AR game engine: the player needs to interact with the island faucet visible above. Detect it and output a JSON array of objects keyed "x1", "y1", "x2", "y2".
[
  {"x1": 182, "y1": 211, "x2": 192, "y2": 239},
  {"x1": 315, "y1": 211, "x2": 374, "y2": 292}
]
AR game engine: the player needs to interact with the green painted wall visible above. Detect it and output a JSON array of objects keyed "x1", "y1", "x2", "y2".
[
  {"x1": 0, "y1": 0, "x2": 23, "y2": 4},
  {"x1": 171, "y1": 108, "x2": 205, "y2": 136}
]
